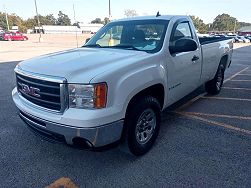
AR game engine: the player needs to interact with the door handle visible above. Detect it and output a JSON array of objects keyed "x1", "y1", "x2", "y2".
[{"x1": 192, "y1": 55, "x2": 200, "y2": 61}]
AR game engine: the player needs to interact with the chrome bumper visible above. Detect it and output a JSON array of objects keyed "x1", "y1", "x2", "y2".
[{"x1": 19, "y1": 110, "x2": 124, "y2": 148}]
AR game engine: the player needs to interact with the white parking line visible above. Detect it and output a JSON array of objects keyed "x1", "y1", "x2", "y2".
[
  {"x1": 175, "y1": 111, "x2": 251, "y2": 135},
  {"x1": 202, "y1": 96, "x2": 251, "y2": 102},
  {"x1": 238, "y1": 74, "x2": 251, "y2": 76},
  {"x1": 229, "y1": 80, "x2": 251, "y2": 82},
  {"x1": 176, "y1": 93, "x2": 206, "y2": 110},
  {"x1": 177, "y1": 67, "x2": 250, "y2": 110},
  {"x1": 222, "y1": 87, "x2": 251, "y2": 91},
  {"x1": 223, "y1": 67, "x2": 250, "y2": 83},
  {"x1": 176, "y1": 111, "x2": 251, "y2": 120},
  {"x1": 233, "y1": 64, "x2": 250, "y2": 66}
]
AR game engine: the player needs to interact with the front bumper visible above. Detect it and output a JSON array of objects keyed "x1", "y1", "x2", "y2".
[
  {"x1": 12, "y1": 87, "x2": 124, "y2": 147},
  {"x1": 19, "y1": 110, "x2": 123, "y2": 147}
]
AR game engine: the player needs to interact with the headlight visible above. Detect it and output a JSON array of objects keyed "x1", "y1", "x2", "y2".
[{"x1": 68, "y1": 83, "x2": 107, "y2": 109}]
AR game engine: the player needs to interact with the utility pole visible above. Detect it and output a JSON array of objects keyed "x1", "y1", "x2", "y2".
[
  {"x1": 34, "y1": 0, "x2": 42, "y2": 42},
  {"x1": 109, "y1": 0, "x2": 111, "y2": 19},
  {"x1": 108, "y1": 0, "x2": 113, "y2": 46},
  {"x1": 73, "y1": 4, "x2": 79, "y2": 48},
  {"x1": 3, "y1": 5, "x2": 10, "y2": 31},
  {"x1": 233, "y1": 19, "x2": 237, "y2": 34}
]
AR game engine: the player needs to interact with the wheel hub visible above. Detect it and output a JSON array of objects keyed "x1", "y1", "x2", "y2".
[{"x1": 135, "y1": 109, "x2": 156, "y2": 145}]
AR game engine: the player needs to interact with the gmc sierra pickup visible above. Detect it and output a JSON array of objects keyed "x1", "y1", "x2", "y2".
[{"x1": 12, "y1": 15, "x2": 233, "y2": 156}]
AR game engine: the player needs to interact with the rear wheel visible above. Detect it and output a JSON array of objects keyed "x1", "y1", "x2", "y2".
[
  {"x1": 124, "y1": 96, "x2": 161, "y2": 156},
  {"x1": 205, "y1": 64, "x2": 224, "y2": 95}
]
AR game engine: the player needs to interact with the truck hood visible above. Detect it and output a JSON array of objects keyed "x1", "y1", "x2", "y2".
[{"x1": 18, "y1": 48, "x2": 147, "y2": 83}]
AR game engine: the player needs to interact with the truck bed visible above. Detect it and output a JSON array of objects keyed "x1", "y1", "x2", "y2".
[{"x1": 199, "y1": 37, "x2": 232, "y2": 45}]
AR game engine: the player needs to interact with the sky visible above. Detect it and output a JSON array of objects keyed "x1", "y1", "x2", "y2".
[{"x1": 1, "y1": 0, "x2": 251, "y2": 24}]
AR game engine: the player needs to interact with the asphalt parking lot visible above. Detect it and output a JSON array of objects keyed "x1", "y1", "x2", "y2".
[{"x1": 0, "y1": 45, "x2": 251, "y2": 187}]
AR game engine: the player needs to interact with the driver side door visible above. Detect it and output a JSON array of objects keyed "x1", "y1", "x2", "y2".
[{"x1": 167, "y1": 20, "x2": 202, "y2": 104}]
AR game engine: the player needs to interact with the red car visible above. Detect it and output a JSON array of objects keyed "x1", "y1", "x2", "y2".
[{"x1": 0, "y1": 32, "x2": 28, "y2": 41}]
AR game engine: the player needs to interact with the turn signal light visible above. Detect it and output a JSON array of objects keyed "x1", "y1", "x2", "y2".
[{"x1": 94, "y1": 83, "x2": 107, "y2": 108}]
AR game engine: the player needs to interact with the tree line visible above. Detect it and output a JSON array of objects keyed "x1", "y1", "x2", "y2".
[
  {"x1": 90, "y1": 11, "x2": 251, "y2": 34},
  {"x1": 0, "y1": 11, "x2": 71, "y2": 32},
  {"x1": 190, "y1": 14, "x2": 251, "y2": 33},
  {"x1": 0, "y1": 10, "x2": 250, "y2": 34}
]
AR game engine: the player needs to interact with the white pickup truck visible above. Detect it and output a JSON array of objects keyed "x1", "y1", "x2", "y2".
[{"x1": 12, "y1": 15, "x2": 233, "y2": 156}]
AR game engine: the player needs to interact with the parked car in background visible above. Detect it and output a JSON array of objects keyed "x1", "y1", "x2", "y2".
[
  {"x1": 0, "y1": 31, "x2": 28, "y2": 41},
  {"x1": 238, "y1": 36, "x2": 250, "y2": 43},
  {"x1": 0, "y1": 31, "x2": 4, "y2": 39},
  {"x1": 233, "y1": 36, "x2": 244, "y2": 43},
  {"x1": 214, "y1": 34, "x2": 226, "y2": 38},
  {"x1": 226, "y1": 34, "x2": 236, "y2": 38},
  {"x1": 245, "y1": 36, "x2": 251, "y2": 41}
]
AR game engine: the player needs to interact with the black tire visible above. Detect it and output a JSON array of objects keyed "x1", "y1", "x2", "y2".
[
  {"x1": 205, "y1": 64, "x2": 224, "y2": 95},
  {"x1": 124, "y1": 96, "x2": 161, "y2": 156}
]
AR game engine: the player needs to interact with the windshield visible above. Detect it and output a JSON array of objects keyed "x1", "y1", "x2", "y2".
[{"x1": 84, "y1": 19, "x2": 169, "y2": 53}]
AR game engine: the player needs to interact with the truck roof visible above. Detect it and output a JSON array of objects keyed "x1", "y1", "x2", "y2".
[{"x1": 113, "y1": 15, "x2": 189, "y2": 22}]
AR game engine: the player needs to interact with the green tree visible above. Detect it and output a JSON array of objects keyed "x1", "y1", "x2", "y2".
[
  {"x1": 91, "y1": 18, "x2": 102, "y2": 24},
  {"x1": 0, "y1": 12, "x2": 27, "y2": 32},
  {"x1": 0, "y1": 12, "x2": 8, "y2": 30},
  {"x1": 190, "y1": 15, "x2": 208, "y2": 33},
  {"x1": 212, "y1": 14, "x2": 237, "y2": 32},
  {"x1": 43, "y1": 14, "x2": 57, "y2": 25},
  {"x1": 24, "y1": 17, "x2": 37, "y2": 29},
  {"x1": 23, "y1": 14, "x2": 57, "y2": 30},
  {"x1": 103, "y1": 17, "x2": 110, "y2": 25},
  {"x1": 57, "y1": 11, "x2": 71, "y2": 26},
  {"x1": 238, "y1": 22, "x2": 251, "y2": 30}
]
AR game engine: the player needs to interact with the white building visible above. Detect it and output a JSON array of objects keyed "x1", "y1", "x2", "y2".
[
  {"x1": 34, "y1": 24, "x2": 103, "y2": 34},
  {"x1": 79, "y1": 23, "x2": 104, "y2": 33},
  {"x1": 9, "y1": 26, "x2": 19, "y2": 32}
]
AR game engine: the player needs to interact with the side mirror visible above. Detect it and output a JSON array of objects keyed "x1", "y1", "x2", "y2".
[
  {"x1": 169, "y1": 38, "x2": 198, "y2": 54},
  {"x1": 85, "y1": 38, "x2": 90, "y2": 44}
]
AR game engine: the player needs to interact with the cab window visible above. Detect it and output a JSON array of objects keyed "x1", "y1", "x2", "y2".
[
  {"x1": 170, "y1": 22, "x2": 192, "y2": 43},
  {"x1": 96, "y1": 25, "x2": 123, "y2": 46}
]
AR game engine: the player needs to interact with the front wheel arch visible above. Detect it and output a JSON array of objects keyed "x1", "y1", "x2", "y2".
[{"x1": 120, "y1": 84, "x2": 164, "y2": 142}]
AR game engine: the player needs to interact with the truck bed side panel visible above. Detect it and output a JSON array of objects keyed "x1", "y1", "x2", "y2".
[{"x1": 200, "y1": 39, "x2": 233, "y2": 84}]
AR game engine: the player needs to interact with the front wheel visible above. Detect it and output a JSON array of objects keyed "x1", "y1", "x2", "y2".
[
  {"x1": 124, "y1": 96, "x2": 161, "y2": 156},
  {"x1": 205, "y1": 64, "x2": 224, "y2": 95}
]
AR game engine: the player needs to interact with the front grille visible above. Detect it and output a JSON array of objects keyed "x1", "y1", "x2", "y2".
[{"x1": 16, "y1": 72, "x2": 63, "y2": 111}]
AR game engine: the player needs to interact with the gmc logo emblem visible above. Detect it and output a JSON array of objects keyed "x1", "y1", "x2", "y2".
[{"x1": 21, "y1": 84, "x2": 41, "y2": 98}]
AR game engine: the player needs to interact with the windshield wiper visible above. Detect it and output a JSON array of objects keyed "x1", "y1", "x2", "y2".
[
  {"x1": 82, "y1": 44, "x2": 102, "y2": 48},
  {"x1": 111, "y1": 44, "x2": 142, "y2": 51},
  {"x1": 82, "y1": 44, "x2": 147, "y2": 52}
]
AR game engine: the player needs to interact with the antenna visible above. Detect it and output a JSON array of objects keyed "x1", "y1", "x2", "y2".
[
  {"x1": 73, "y1": 3, "x2": 79, "y2": 48},
  {"x1": 156, "y1": 11, "x2": 161, "y2": 17}
]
